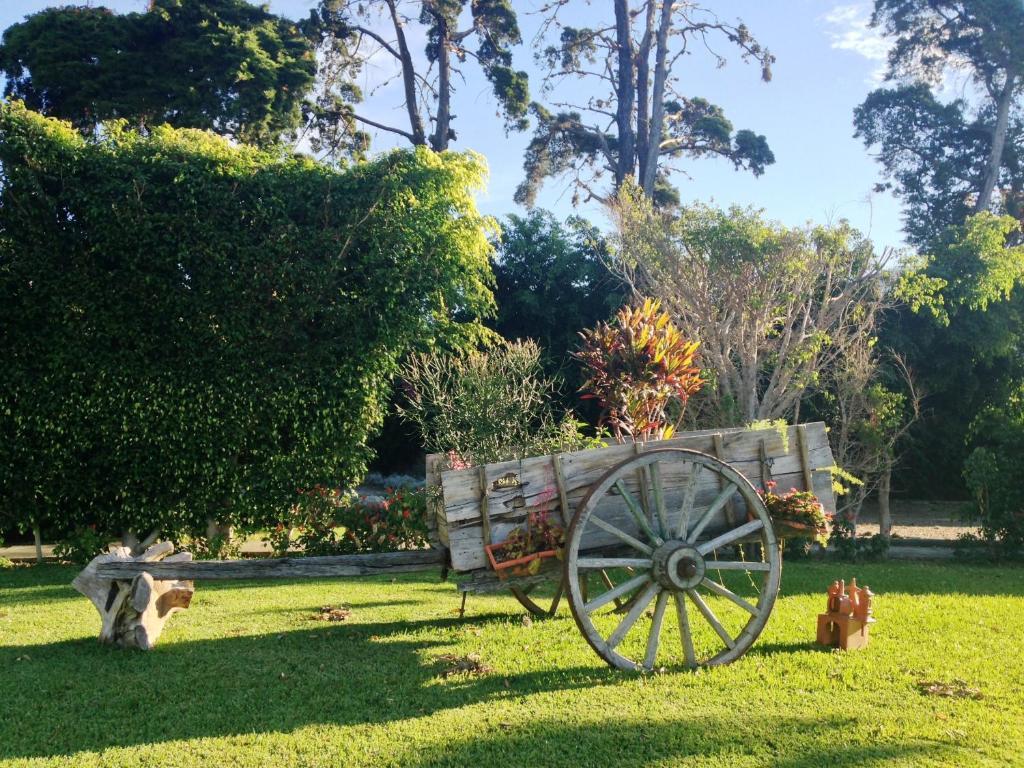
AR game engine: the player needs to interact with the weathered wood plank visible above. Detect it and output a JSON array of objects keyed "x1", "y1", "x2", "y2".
[
  {"x1": 96, "y1": 549, "x2": 446, "y2": 581},
  {"x1": 439, "y1": 423, "x2": 836, "y2": 572}
]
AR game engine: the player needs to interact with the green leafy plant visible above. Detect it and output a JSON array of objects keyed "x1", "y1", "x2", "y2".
[
  {"x1": 277, "y1": 484, "x2": 430, "y2": 557},
  {"x1": 759, "y1": 482, "x2": 831, "y2": 547},
  {"x1": 575, "y1": 298, "x2": 704, "y2": 442},
  {"x1": 827, "y1": 511, "x2": 890, "y2": 562},
  {"x1": 487, "y1": 510, "x2": 565, "y2": 576},
  {"x1": 53, "y1": 526, "x2": 108, "y2": 565},
  {"x1": 962, "y1": 386, "x2": 1024, "y2": 559},
  {"x1": 337, "y1": 487, "x2": 430, "y2": 554},
  {"x1": 399, "y1": 340, "x2": 603, "y2": 468},
  {"x1": 0, "y1": 102, "x2": 494, "y2": 544}
]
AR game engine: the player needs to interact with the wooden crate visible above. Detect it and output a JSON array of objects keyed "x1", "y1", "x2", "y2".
[{"x1": 430, "y1": 422, "x2": 836, "y2": 573}]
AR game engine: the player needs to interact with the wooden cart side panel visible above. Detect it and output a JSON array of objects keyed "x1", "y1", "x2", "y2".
[
  {"x1": 424, "y1": 453, "x2": 446, "y2": 548},
  {"x1": 439, "y1": 422, "x2": 836, "y2": 573}
]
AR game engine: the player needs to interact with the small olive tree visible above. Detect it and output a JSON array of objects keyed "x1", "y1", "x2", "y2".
[{"x1": 398, "y1": 340, "x2": 599, "y2": 467}]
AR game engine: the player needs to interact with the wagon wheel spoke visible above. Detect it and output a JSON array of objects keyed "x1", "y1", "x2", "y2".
[
  {"x1": 510, "y1": 578, "x2": 564, "y2": 618},
  {"x1": 705, "y1": 560, "x2": 771, "y2": 572},
  {"x1": 674, "y1": 462, "x2": 701, "y2": 539},
  {"x1": 686, "y1": 588, "x2": 735, "y2": 650},
  {"x1": 608, "y1": 581, "x2": 661, "y2": 649},
  {"x1": 614, "y1": 480, "x2": 664, "y2": 546},
  {"x1": 584, "y1": 573, "x2": 650, "y2": 614},
  {"x1": 697, "y1": 519, "x2": 763, "y2": 554},
  {"x1": 643, "y1": 589, "x2": 670, "y2": 669},
  {"x1": 599, "y1": 569, "x2": 628, "y2": 610},
  {"x1": 701, "y1": 577, "x2": 758, "y2": 616},
  {"x1": 648, "y1": 462, "x2": 670, "y2": 539},
  {"x1": 588, "y1": 516, "x2": 654, "y2": 555},
  {"x1": 673, "y1": 592, "x2": 697, "y2": 668},
  {"x1": 577, "y1": 557, "x2": 653, "y2": 570},
  {"x1": 687, "y1": 483, "x2": 738, "y2": 543}
]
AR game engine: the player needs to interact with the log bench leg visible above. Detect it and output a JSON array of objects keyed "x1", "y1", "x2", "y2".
[{"x1": 73, "y1": 542, "x2": 195, "y2": 650}]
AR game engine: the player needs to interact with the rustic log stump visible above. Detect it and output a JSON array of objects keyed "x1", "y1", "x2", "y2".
[{"x1": 73, "y1": 542, "x2": 195, "y2": 650}]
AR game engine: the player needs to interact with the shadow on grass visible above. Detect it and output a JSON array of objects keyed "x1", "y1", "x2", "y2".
[
  {"x1": 0, "y1": 612, "x2": 621, "y2": 761},
  {"x1": 0, "y1": 614, "x2": 955, "y2": 766},
  {"x1": 401, "y1": 716, "x2": 951, "y2": 768}
]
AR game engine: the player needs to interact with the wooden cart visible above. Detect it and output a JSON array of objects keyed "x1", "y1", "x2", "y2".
[{"x1": 81, "y1": 422, "x2": 834, "y2": 672}]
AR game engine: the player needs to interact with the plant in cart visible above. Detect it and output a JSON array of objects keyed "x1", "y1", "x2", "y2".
[
  {"x1": 759, "y1": 481, "x2": 831, "y2": 546},
  {"x1": 486, "y1": 510, "x2": 566, "y2": 579}
]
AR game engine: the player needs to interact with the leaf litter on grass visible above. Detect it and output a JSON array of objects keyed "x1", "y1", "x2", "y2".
[
  {"x1": 436, "y1": 652, "x2": 493, "y2": 678},
  {"x1": 916, "y1": 679, "x2": 983, "y2": 700}
]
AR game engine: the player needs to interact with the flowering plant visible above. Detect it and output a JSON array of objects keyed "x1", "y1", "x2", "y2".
[
  {"x1": 271, "y1": 484, "x2": 429, "y2": 556},
  {"x1": 759, "y1": 481, "x2": 831, "y2": 547}
]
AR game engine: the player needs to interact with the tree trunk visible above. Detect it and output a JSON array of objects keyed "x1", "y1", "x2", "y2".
[
  {"x1": 386, "y1": 0, "x2": 427, "y2": 146},
  {"x1": 613, "y1": 0, "x2": 635, "y2": 189},
  {"x1": 878, "y1": 465, "x2": 892, "y2": 540},
  {"x1": 430, "y1": 13, "x2": 452, "y2": 151},
  {"x1": 635, "y1": 2, "x2": 656, "y2": 184},
  {"x1": 640, "y1": 0, "x2": 674, "y2": 195},
  {"x1": 977, "y1": 72, "x2": 1015, "y2": 212},
  {"x1": 32, "y1": 522, "x2": 43, "y2": 564}
]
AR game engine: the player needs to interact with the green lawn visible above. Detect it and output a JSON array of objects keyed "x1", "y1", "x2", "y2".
[{"x1": 1, "y1": 561, "x2": 1022, "y2": 767}]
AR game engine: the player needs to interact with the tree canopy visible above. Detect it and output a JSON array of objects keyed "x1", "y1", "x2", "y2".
[
  {"x1": 517, "y1": 1, "x2": 775, "y2": 207},
  {"x1": 855, "y1": 0, "x2": 1024, "y2": 246},
  {"x1": 302, "y1": 0, "x2": 530, "y2": 159},
  {"x1": 0, "y1": 0, "x2": 317, "y2": 146}
]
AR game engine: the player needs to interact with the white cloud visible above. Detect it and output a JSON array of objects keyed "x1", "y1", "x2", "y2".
[{"x1": 821, "y1": 3, "x2": 891, "y2": 83}]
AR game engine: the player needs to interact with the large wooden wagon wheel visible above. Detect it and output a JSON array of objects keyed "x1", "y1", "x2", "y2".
[
  {"x1": 509, "y1": 583, "x2": 564, "y2": 617},
  {"x1": 565, "y1": 449, "x2": 781, "y2": 671}
]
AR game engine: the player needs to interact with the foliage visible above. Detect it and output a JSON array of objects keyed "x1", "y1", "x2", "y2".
[
  {"x1": 0, "y1": 103, "x2": 495, "y2": 544},
  {"x1": 827, "y1": 512, "x2": 891, "y2": 562},
  {"x1": 302, "y1": 0, "x2": 529, "y2": 156},
  {"x1": 886, "y1": 214, "x2": 1024, "y2": 497},
  {"x1": 0, "y1": 556, "x2": 12, "y2": 569},
  {"x1": 398, "y1": 340, "x2": 604, "y2": 467},
  {"x1": 518, "y1": 3, "x2": 774, "y2": 206},
  {"x1": 760, "y1": 482, "x2": 830, "y2": 547},
  {"x1": 612, "y1": 188, "x2": 889, "y2": 426},
  {"x1": 492, "y1": 510, "x2": 565, "y2": 566},
  {"x1": 52, "y1": 526, "x2": 108, "y2": 566},
  {"x1": 338, "y1": 486, "x2": 430, "y2": 554},
  {"x1": 0, "y1": 0, "x2": 316, "y2": 147},
  {"x1": 489, "y1": 210, "x2": 626, "y2": 405},
  {"x1": 575, "y1": 299, "x2": 703, "y2": 442},
  {"x1": 277, "y1": 485, "x2": 430, "y2": 557},
  {"x1": 962, "y1": 385, "x2": 1024, "y2": 558},
  {"x1": 855, "y1": 1, "x2": 1024, "y2": 244}
]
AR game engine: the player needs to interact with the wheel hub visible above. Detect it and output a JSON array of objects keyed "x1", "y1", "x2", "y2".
[{"x1": 652, "y1": 541, "x2": 705, "y2": 591}]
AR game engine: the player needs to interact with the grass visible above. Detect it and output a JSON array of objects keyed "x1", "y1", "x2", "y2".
[{"x1": 1, "y1": 561, "x2": 1023, "y2": 767}]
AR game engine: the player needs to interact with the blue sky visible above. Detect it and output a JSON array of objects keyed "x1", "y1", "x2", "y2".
[{"x1": 0, "y1": 0, "x2": 908, "y2": 252}]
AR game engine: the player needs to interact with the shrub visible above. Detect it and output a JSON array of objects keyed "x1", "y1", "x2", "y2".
[
  {"x1": 827, "y1": 512, "x2": 890, "y2": 561},
  {"x1": 273, "y1": 485, "x2": 430, "y2": 556},
  {"x1": 0, "y1": 102, "x2": 495, "y2": 544},
  {"x1": 575, "y1": 298, "x2": 704, "y2": 441},
  {"x1": 398, "y1": 339, "x2": 602, "y2": 467},
  {"x1": 53, "y1": 526, "x2": 109, "y2": 565},
  {"x1": 962, "y1": 386, "x2": 1024, "y2": 558}
]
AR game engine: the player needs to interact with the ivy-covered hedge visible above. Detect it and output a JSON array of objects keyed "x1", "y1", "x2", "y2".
[{"x1": 0, "y1": 102, "x2": 494, "y2": 541}]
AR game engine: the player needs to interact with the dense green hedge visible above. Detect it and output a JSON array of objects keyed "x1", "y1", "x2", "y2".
[{"x1": 0, "y1": 102, "x2": 494, "y2": 541}]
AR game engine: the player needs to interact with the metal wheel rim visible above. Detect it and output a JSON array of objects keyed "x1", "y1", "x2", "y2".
[{"x1": 565, "y1": 448, "x2": 781, "y2": 671}]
